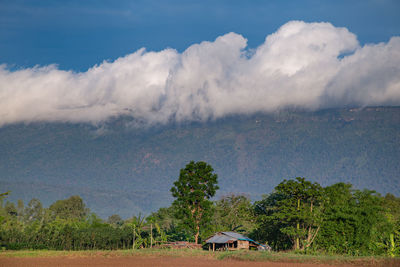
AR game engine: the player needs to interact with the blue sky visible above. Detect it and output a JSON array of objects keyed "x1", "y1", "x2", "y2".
[
  {"x1": 1, "y1": 0, "x2": 400, "y2": 127},
  {"x1": 1, "y1": 0, "x2": 399, "y2": 71}
]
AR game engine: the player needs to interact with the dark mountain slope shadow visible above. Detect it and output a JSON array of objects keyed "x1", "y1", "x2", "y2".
[{"x1": 1, "y1": 107, "x2": 399, "y2": 218}]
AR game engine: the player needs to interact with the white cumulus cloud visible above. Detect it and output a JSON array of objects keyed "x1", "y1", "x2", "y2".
[{"x1": 0, "y1": 21, "x2": 399, "y2": 126}]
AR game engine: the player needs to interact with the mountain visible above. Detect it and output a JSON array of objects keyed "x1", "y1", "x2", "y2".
[{"x1": 1, "y1": 107, "x2": 399, "y2": 218}]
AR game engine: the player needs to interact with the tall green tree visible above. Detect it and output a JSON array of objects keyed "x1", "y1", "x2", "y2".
[
  {"x1": 49, "y1": 195, "x2": 88, "y2": 220},
  {"x1": 147, "y1": 206, "x2": 188, "y2": 241},
  {"x1": 107, "y1": 214, "x2": 123, "y2": 227},
  {"x1": 316, "y1": 184, "x2": 391, "y2": 255},
  {"x1": 264, "y1": 177, "x2": 323, "y2": 250},
  {"x1": 170, "y1": 161, "x2": 219, "y2": 244},
  {"x1": 315, "y1": 183, "x2": 355, "y2": 254},
  {"x1": 4, "y1": 201, "x2": 17, "y2": 217},
  {"x1": 25, "y1": 198, "x2": 43, "y2": 223},
  {"x1": 383, "y1": 194, "x2": 400, "y2": 257},
  {"x1": 352, "y1": 189, "x2": 390, "y2": 255},
  {"x1": 213, "y1": 194, "x2": 255, "y2": 234},
  {"x1": 253, "y1": 192, "x2": 292, "y2": 250},
  {"x1": 17, "y1": 200, "x2": 24, "y2": 222}
]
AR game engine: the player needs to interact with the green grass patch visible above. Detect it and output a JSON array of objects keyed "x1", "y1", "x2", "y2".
[{"x1": 0, "y1": 248, "x2": 214, "y2": 259}]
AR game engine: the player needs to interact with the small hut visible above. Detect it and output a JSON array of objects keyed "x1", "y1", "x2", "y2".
[{"x1": 205, "y1": 231, "x2": 265, "y2": 251}]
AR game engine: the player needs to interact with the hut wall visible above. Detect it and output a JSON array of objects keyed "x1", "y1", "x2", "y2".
[{"x1": 237, "y1": 240, "x2": 249, "y2": 249}]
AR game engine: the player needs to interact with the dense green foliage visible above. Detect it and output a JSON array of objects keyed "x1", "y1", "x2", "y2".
[
  {"x1": 170, "y1": 161, "x2": 219, "y2": 244},
  {"x1": 256, "y1": 178, "x2": 323, "y2": 250},
  {"x1": 0, "y1": 195, "x2": 165, "y2": 250},
  {"x1": 211, "y1": 194, "x2": 255, "y2": 234},
  {"x1": 1, "y1": 175, "x2": 400, "y2": 256},
  {"x1": 253, "y1": 179, "x2": 400, "y2": 256}
]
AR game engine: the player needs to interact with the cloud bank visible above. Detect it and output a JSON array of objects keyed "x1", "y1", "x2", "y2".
[{"x1": 1, "y1": 21, "x2": 399, "y2": 126}]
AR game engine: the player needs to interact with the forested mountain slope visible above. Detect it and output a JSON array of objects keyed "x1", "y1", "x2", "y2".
[{"x1": 1, "y1": 107, "x2": 399, "y2": 218}]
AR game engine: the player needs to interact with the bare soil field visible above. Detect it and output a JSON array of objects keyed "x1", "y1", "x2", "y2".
[
  {"x1": 0, "y1": 256, "x2": 364, "y2": 267},
  {"x1": 1, "y1": 250, "x2": 398, "y2": 267}
]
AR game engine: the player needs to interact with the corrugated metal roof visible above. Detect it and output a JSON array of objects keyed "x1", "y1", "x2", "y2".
[
  {"x1": 206, "y1": 231, "x2": 256, "y2": 244},
  {"x1": 222, "y1": 232, "x2": 254, "y2": 241},
  {"x1": 206, "y1": 234, "x2": 236, "y2": 244}
]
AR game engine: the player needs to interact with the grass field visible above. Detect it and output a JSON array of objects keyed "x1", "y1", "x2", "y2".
[{"x1": 1, "y1": 249, "x2": 399, "y2": 266}]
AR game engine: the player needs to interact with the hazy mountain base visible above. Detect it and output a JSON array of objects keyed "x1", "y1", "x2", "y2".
[{"x1": 0, "y1": 107, "x2": 399, "y2": 218}]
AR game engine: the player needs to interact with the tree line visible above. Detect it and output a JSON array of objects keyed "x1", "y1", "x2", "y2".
[{"x1": 1, "y1": 161, "x2": 399, "y2": 256}]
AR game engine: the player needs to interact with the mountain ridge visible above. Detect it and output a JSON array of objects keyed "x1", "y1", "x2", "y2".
[{"x1": 1, "y1": 107, "x2": 399, "y2": 218}]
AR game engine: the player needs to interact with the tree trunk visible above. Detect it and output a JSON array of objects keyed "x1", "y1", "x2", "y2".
[
  {"x1": 306, "y1": 226, "x2": 320, "y2": 248},
  {"x1": 150, "y1": 223, "x2": 153, "y2": 248},
  {"x1": 192, "y1": 206, "x2": 202, "y2": 244},
  {"x1": 296, "y1": 198, "x2": 300, "y2": 250},
  {"x1": 195, "y1": 224, "x2": 200, "y2": 244},
  {"x1": 304, "y1": 200, "x2": 317, "y2": 249}
]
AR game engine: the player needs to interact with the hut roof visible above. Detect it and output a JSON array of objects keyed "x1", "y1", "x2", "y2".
[{"x1": 205, "y1": 231, "x2": 255, "y2": 244}]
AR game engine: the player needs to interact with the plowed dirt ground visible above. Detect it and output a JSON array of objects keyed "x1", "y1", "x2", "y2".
[{"x1": 0, "y1": 256, "x2": 366, "y2": 267}]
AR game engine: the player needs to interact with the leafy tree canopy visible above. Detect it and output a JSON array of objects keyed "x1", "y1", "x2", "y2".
[
  {"x1": 213, "y1": 194, "x2": 255, "y2": 234},
  {"x1": 170, "y1": 161, "x2": 219, "y2": 244},
  {"x1": 49, "y1": 195, "x2": 88, "y2": 220}
]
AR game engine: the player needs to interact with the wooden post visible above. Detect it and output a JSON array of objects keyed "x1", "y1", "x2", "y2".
[
  {"x1": 150, "y1": 223, "x2": 153, "y2": 248},
  {"x1": 213, "y1": 242, "x2": 215, "y2": 252}
]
